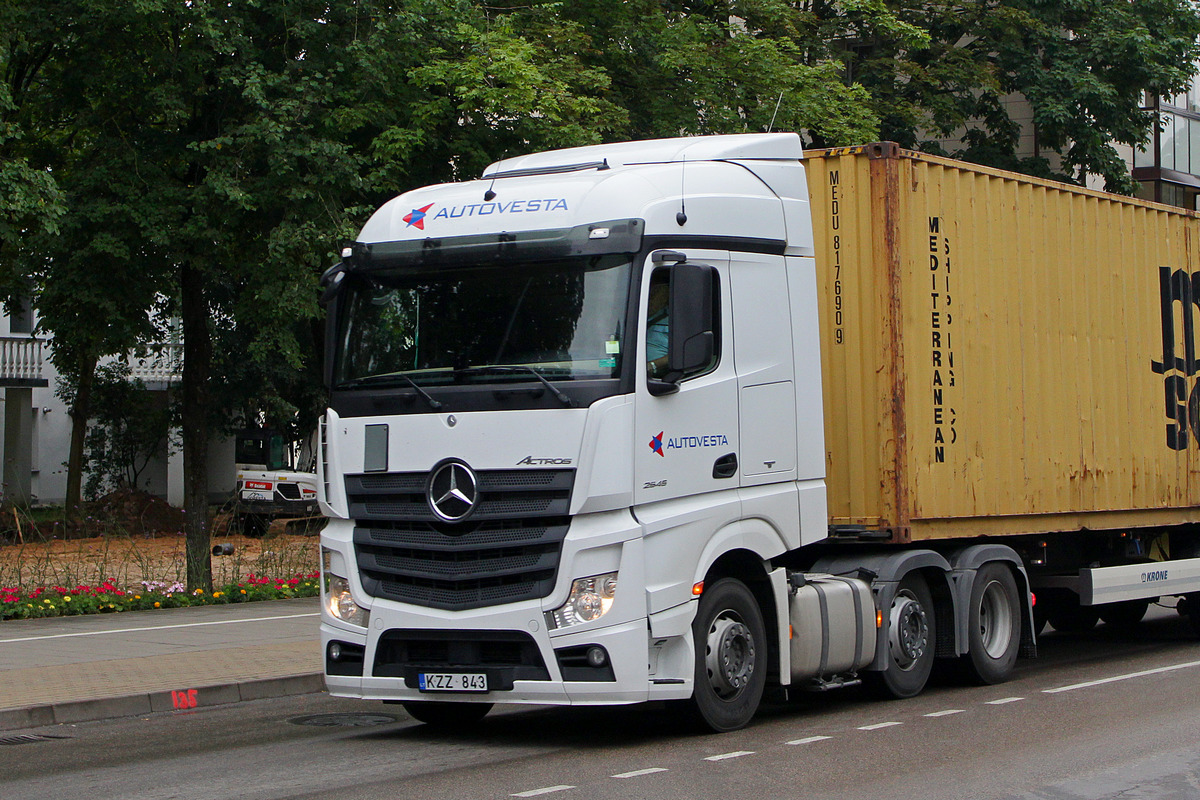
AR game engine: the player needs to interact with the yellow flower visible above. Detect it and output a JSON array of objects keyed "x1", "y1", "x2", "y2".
[
  {"x1": 154, "y1": 602, "x2": 161, "y2": 608},
  {"x1": 63, "y1": 596, "x2": 70, "y2": 602},
  {"x1": 213, "y1": 591, "x2": 223, "y2": 598},
  {"x1": 134, "y1": 595, "x2": 141, "y2": 599},
  {"x1": 194, "y1": 589, "x2": 204, "y2": 596},
  {"x1": 240, "y1": 589, "x2": 246, "y2": 595}
]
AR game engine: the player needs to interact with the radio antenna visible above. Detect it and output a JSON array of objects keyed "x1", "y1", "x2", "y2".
[
  {"x1": 676, "y1": 156, "x2": 688, "y2": 226},
  {"x1": 483, "y1": 150, "x2": 509, "y2": 201},
  {"x1": 767, "y1": 91, "x2": 784, "y2": 133}
]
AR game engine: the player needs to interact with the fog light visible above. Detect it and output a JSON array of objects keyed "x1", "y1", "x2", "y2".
[
  {"x1": 329, "y1": 642, "x2": 343, "y2": 661},
  {"x1": 585, "y1": 646, "x2": 608, "y2": 667}
]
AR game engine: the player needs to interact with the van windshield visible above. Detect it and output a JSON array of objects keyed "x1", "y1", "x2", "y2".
[{"x1": 333, "y1": 255, "x2": 631, "y2": 388}]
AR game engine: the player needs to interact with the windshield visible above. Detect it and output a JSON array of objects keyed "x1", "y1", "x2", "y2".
[{"x1": 334, "y1": 255, "x2": 631, "y2": 388}]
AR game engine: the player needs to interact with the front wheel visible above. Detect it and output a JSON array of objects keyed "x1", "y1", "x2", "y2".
[
  {"x1": 401, "y1": 701, "x2": 492, "y2": 729},
  {"x1": 867, "y1": 572, "x2": 936, "y2": 699},
  {"x1": 963, "y1": 563, "x2": 1021, "y2": 685},
  {"x1": 685, "y1": 578, "x2": 767, "y2": 732}
]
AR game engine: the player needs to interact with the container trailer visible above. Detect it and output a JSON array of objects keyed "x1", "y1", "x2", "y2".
[{"x1": 316, "y1": 134, "x2": 1200, "y2": 731}]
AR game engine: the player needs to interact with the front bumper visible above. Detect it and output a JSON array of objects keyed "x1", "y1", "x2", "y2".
[{"x1": 323, "y1": 613, "x2": 655, "y2": 705}]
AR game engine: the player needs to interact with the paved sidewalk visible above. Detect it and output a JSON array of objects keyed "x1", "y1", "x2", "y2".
[{"x1": 0, "y1": 597, "x2": 323, "y2": 732}]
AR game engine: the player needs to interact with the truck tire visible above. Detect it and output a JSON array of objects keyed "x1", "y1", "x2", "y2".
[
  {"x1": 686, "y1": 578, "x2": 767, "y2": 732},
  {"x1": 1186, "y1": 593, "x2": 1200, "y2": 638},
  {"x1": 401, "y1": 701, "x2": 492, "y2": 728},
  {"x1": 1099, "y1": 598, "x2": 1151, "y2": 631},
  {"x1": 868, "y1": 572, "x2": 936, "y2": 699},
  {"x1": 963, "y1": 563, "x2": 1020, "y2": 685},
  {"x1": 1045, "y1": 593, "x2": 1099, "y2": 634}
]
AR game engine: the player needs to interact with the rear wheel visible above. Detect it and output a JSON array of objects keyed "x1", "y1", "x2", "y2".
[
  {"x1": 868, "y1": 572, "x2": 936, "y2": 699},
  {"x1": 401, "y1": 701, "x2": 492, "y2": 729},
  {"x1": 963, "y1": 563, "x2": 1021, "y2": 684},
  {"x1": 685, "y1": 578, "x2": 767, "y2": 732},
  {"x1": 1045, "y1": 592, "x2": 1099, "y2": 634},
  {"x1": 1186, "y1": 593, "x2": 1200, "y2": 638},
  {"x1": 1099, "y1": 598, "x2": 1151, "y2": 631}
]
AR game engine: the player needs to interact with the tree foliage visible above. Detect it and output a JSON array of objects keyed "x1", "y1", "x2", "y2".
[
  {"x1": 3, "y1": 0, "x2": 1200, "y2": 589},
  {"x1": 815, "y1": 0, "x2": 1200, "y2": 190}
]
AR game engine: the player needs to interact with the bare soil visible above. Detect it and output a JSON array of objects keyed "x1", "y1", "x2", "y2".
[{"x1": 0, "y1": 489, "x2": 320, "y2": 590}]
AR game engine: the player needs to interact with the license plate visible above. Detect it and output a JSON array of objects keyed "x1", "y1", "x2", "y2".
[{"x1": 418, "y1": 672, "x2": 488, "y2": 692}]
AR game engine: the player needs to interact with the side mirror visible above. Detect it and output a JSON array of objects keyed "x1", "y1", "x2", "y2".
[
  {"x1": 320, "y1": 263, "x2": 346, "y2": 306},
  {"x1": 667, "y1": 262, "x2": 714, "y2": 377}
]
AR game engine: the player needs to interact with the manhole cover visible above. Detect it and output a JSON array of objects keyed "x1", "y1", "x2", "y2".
[
  {"x1": 289, "y1": 713, "x2": 399, "y2": 728},
  {"x1": 0, "y1": 733, "x2": 72, "y2": 746}
]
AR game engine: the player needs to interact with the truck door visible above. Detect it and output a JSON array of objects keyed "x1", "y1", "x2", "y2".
[
  {"x1": 634, "y1": 250, "x2": 740, "y2": 506},
  {"x1": 729, "y1": 251, "x2": 798, "y2": 485}
]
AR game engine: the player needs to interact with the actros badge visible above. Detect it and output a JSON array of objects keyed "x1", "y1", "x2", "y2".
[{"x1": 427, "y1": 459, "x2": 479, "y2": 522}]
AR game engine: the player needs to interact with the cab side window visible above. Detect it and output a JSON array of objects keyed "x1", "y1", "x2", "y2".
[
  {"x1": 645, "y1": 265, "x2": 720, "y2": 381},
  {"x1": 646, "y1": 270, "x2": 671, "y2": 378}
]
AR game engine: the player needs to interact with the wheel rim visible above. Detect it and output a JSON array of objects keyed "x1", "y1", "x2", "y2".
[
  {"x1": 978, "y1": 579, "x2": 1013, "y2": 658},
  {"x1": 704, "y1": 611, "x2": 756, "y2": 699},
  {"x1": 889, "y1": 590, "x2": 929, "y2": 671}
]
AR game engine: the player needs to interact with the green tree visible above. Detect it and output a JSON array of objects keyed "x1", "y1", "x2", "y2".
[
  {"x1": 0, "y1": 1, "x2": 65, "y2": 295},
  {"x1": 552, "y1": 0, "x2": 886, "y2": 145},
  {"x1": 8, "y1": 0, "x2": 631, "y2": 591},
  {"x1": 815, "y1": 0, "x2": 1200, "y2": 191}
]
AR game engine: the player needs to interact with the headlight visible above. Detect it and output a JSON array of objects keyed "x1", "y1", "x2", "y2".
[
  {"x1": 548, "y1": 572, "x2": 617, "y2": 630},
  {"x1": 322, "y1": 548, "x2": 369, "y2": 628}
]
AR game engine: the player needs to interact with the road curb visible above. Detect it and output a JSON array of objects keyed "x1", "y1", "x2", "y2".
[{"x1": 0, "y1": 672, "x2": 325, "y2": 732}]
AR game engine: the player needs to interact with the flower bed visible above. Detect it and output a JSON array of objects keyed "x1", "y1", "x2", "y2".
[{"x1": 1, "y1": 571, "x2": 320, "y2": 620}]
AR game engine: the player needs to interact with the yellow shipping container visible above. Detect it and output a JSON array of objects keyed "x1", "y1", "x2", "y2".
[{"x1": 805, "y1": 143, "x2": 1200, "y2": 544}]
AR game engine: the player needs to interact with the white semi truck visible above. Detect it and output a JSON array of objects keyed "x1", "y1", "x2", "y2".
[{"x1": 317, "y1": 134, "x2": 1200, "y2": 731}]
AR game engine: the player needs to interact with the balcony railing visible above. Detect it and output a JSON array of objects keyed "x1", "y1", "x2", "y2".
[
  {"x1": 127, "y1": 343, "x2": 183, "y2": 384},
  {"x1": 0, "y1": 337, "x2": 47, "y2": 386}
]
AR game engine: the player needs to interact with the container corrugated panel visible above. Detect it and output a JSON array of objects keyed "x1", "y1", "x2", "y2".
[{"x1": 805, "y1": 143, "x2": 1200, "y2": 543}]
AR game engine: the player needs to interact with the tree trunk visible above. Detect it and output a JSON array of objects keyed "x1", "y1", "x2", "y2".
[
  {"x1": 181, "y1": 261, "x2": 213, "y2": 592},
  {"x1": 64, "y1": 349, "x2": 97, "y2": 521}
]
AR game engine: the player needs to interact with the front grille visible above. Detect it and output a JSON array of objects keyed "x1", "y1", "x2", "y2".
[
  {"x1": 373, "y1": 629, "x2": 551, "y2": 688},
  {"x1": 348, "y1": 468, "x2": 573, "y2": 611},
  {"x1": 277, "y1": 483, "x2": 302, "y2": 500}
]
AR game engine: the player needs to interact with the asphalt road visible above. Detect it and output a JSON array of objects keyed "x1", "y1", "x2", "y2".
[{"x1": 3, "y1": 604, "x2": 1200, "y2": 800}]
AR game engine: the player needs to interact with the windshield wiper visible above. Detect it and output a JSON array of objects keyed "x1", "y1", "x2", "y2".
[
  {"x1": 456, "y1": 365, "x2": 574, "y2": 407},
  {"x1": 338, "y1": 373, "x2": 444, "y2": 410}
]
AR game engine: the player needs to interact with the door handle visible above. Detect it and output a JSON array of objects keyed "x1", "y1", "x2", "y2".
[{"x1": 713, "y1": 452, "x2": 738, "y2": 479}]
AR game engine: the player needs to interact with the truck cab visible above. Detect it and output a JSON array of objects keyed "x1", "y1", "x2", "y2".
[{"x1": 316, "y1": 134, "x2": 1042, "y2": 731}]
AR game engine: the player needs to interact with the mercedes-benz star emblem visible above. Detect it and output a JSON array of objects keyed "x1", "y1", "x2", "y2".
[{"x1": 427, "y1": 460, "x2": 479, "y2": 522}]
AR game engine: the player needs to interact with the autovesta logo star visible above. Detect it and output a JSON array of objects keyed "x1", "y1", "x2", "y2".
[
  {"x1": 427, "y1": 460, "x2": 479, "y2": 522},
  {"x1": 404, "y1": 203, "x2": 435, "y2": 230},
  {"x1": 649, "y1": 431, "x2": 665, "y2": 457}
]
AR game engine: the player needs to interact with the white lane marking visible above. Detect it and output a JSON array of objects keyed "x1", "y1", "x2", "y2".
[
  {"x1": 924, "y1": 709, "x2": 964, "y2": 718},
  {"x1": 705, "y1": 751, "x2": 755, "y2": 761},
  {"x1": 1043, "y1": 658, "x2": 1200, "y2": 694},
  {"x1": 986, "y1": 697, "x2": 1025, "y2": 705},
  {"x1": 611, "y1": 768, "x2": 668, "y2": 779},
  {"x1": 0, "y1": 613, "x2": 320, "y2": 643},
  {"x1": 787, "y1": 735, "x2": 832, "y2": 745},
  {"x1": 511, "y1": 786, "x2": 575, "y2": 797},
  {"x1": 858, "y1": 721, "x2": 902, "y2": 731}
]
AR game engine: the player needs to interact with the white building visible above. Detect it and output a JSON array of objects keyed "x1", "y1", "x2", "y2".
[{"x1": 0, "y1": 306, "x2": 235, "y2": 508}]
